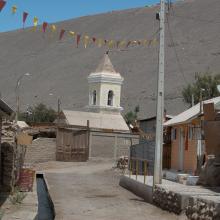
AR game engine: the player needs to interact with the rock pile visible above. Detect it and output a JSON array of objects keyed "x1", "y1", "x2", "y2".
[
  {"x1": 153, "y1": 185, "x2": 182, "y2": 214},
  {"x1": 186, "y1": 197, "x2": 220, "y2": 220}
]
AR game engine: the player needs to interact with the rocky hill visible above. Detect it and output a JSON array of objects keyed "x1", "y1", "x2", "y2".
[{"x1": 0, "y1": 0, "x2": 220, "y2": 119}]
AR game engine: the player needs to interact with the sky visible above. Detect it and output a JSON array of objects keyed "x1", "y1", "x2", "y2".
[{"x1": 0, "y1": 0, "x2": 160, "y2": 32}]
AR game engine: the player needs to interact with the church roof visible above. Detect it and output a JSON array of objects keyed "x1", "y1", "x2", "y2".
[
  {"x1": 95, "y1": 54, "x2": 119, "y2": 74},
  {"x1": 61, "y1": 110, "x2": 130, "y2": 132}
]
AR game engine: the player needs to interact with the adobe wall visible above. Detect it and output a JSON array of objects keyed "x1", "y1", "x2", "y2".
[
  {"x1": 24, "y1": 138, "x2": 56, "y2": 165},
  {"x1": 90, "y1": 134, "x2": 139, "y2": 159}
]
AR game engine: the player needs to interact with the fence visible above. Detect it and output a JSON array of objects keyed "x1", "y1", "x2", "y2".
[{"x1": 128, "y1": 157, "x2": 150, "y2": 184}]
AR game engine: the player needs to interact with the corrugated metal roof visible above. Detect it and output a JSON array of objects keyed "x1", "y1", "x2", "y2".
[
  {"x1": 62, "y1": 110, "x2": 130, "y2": 132},
  {"x1": 0, "y1": 99, "x2": 14, "y2": 118},
  {"x1": 164, "y1": 96, "x2": 220, "y2": 127}
]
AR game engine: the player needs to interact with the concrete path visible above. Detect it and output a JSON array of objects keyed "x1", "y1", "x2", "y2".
[{"x1": 38, "y1": 160, "x2": 186, "y2": 220}]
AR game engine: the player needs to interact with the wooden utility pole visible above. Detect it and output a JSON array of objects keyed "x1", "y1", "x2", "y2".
[{"x1": 154, "y1": 0, "x2": 165, "y2": 185}]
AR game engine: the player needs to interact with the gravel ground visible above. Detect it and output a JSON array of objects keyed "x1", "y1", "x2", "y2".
[{"x1": 38, "y1": 160, "x2": 187, "y2": 220}]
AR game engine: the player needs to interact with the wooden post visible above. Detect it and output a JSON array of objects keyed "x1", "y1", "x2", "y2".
[
  {"x1": 113, "y1": 135, "x2": 118, "y2": 165},
  {"x1": 136, "y1": 159, "x2": 138, "y2": 180},
  {"x1": 87, "y1": 120, "x2": 90, "y2": 160},
  {"x1": 144, "y1": 160, "x2": 147, "y2": 184}
]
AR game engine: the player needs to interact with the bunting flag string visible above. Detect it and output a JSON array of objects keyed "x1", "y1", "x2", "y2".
[{"x1": 0, "y1": 2, "x2": 159, "y2": 49}]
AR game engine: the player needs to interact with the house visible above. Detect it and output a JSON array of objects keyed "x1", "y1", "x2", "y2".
[
  {"x1": 164, "y1": 96, "x2": 220, "y2": 175},
  {"x1": 56, "y1": 53, "x2": 139, "y2": 161}
]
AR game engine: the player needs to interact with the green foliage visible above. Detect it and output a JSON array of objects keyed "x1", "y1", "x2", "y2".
[
  {"x1": 124, "y1": 105, "x2": 140, "y2": 125},
  {"x1": 18, "y1": 103, "x2": 56, "y2": 123},
  {"x1": 9, "y1": 187, "x2": 27, "y2": 205},
  {"x1": 182, "y1": 72, "x2": 220, "y2": 106}
]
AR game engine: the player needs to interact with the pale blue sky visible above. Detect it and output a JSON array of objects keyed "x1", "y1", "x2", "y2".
[{"x1": 0, "y1": 0, "x2": 160, "y2": 32}]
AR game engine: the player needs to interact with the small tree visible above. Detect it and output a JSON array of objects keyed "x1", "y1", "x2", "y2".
[
  {"x1": 19, "y1": 103, "x2": 56, "y2": 123},
  {"x1": 182, "y1": 72, "x2": 220, "y2": 106},
  {"x1": 124, "y1": 105, "x2": 140, "y2": 125}
]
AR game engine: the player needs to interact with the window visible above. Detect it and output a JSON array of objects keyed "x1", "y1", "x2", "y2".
[
  {"x1": 92, "y1": 90, "x2": 96, "y2": 105},
  {"x1": 171, "y1": 128, "x2": 177, "y2": 141},
  {"x1": 107, "y1": 90, "x2": 114, "y2": 106}
]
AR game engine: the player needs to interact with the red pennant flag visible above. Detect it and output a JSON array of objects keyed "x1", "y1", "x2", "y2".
[
  {"x1": 42, "y1": 22, "x2": 48, "y2": 33},
  {"x1": 126, "y1": 41, "x2": 131, "y2": 48},
  {"x1": 76, "y1": 34, "x2": 81, "y2": 47},
  {"x1": 59, "y1": 29, "x2": 65, "y2": 40},
  {"x1": 23, "y1": 12, "x2": 28, "y2": 28},
  {"x1": 92, "y1": 37, "x2": 96, "y2": 43},
  {"x1": 0, "y1": 0, "x2": 6, "y2": 12}
]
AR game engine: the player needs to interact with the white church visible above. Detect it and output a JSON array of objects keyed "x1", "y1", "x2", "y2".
[{"x1": 60, "y1": 53, "x2": 130, "y2": 132}]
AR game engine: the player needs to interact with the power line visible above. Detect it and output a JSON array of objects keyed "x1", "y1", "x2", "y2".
[{"x1": 166, "y1": 12, "x2": 188, "y2": 84}]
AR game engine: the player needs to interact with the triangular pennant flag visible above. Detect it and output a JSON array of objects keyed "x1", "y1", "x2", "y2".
[
  {"x1": 42, "y1": 22, "x2": 48, "y2": 33},
  {"x1": 83, "y1": 35, "x2": 90, "y2": 48},
  {"x1": 142, "y1": 39, "x2": 148, "y2": 46},
  {"x1": 126, "y1": 41, "x2": 131, "y2": 48},
  {"x1": 97, "y1": 38, "x2": 104, "y2": 48},
  {"x1": 92, "y1": 37, "x2": 96, "y2": 43},
  {"x1": 59, "y1": 29, "x2": 65, "y2": 40},
  {"x1": 108, "y1": 40, "x2": 115, "y2": 49},
  {"x1": 152, "y1": 38, "x2": 158, "y2": 46},
  {"x1": 33, "y1": 17, "x2": 38, "y2": 27},
  {"x1": 119, "y1": 40, "x2": 126, "y2": 48},
  {"x1": 69, "y1": 31, "x2": 75, "y2": 37},
  {"x1": 12, "y1": 5, "x2": 17, "y2": 14},
  {"x1": 76, "y1": 34, "x2": 81, "y2": 47},
  {"x1": 0, "y1": 0, "x2": 6, "y2": 12},
  {"x1": 51, "y1": 25, "x2": 56, "y2": 32},
  {"x1": 23, "y1": 12, "x2": 29, "y2": 28}
]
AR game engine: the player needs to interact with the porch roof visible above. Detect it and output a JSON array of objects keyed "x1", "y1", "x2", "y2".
[{"x1": 164, "y1": 96, "x2": 220, "y2": 127}]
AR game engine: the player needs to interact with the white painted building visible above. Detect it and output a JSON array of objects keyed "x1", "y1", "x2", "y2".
[{"x1": 87, "y1": 53, "x2": 124, "y2": 114}]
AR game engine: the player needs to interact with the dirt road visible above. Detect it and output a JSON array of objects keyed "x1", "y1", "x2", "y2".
[{"x1": 38, "y1": 160, "x2": 186, "y2": 220}]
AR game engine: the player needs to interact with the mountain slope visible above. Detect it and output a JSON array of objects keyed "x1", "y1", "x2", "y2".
[{"x1": 0, "y1": 0, "x2": 220, "y2": 118}]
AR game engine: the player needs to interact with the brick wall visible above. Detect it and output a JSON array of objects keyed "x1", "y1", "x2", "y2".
[{"x1": 24, "y1": 138, "x2": 56, "y2": 165}]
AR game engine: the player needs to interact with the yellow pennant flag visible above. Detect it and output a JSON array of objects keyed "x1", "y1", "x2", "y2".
[
  {"x1": 108, "y1": 40, "x2": 115, "y2": 49},
  {"x1": 51, "y1": 25, "x2": 56, "y2": 32},
  {"x1": 119, "y1": 40, "x2": 126, "y2": 48},
  {"x1": 69, "y1": 31, "x2": 75, "y2": 37},
  {"x1": 97, "y1": 38, "x2": 104, "y2": 48},
  {"x1": 12, "y1": 5, "x2": 17, "y2": 14},
  {"x1": 33, "y1": 17, "x2": 38, "y2": 27},
  {"x1": 142, "y1": 39, "x2": 149, "y2": 46},
  {"x1": 83, "y1": 35, "x2": 90, "y2": 48},
  {"x1": 152, "y1": 38, "x2": 158, "y2": 46}
]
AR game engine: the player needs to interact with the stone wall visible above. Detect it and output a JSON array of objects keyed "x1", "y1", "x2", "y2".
[
  {"x1": 1, "y1": 142, "x2": 25, "y2": 191},
  {"x1": 186, "y1": 197, "x2": 220, "y2": 220},
  {"x1": 24, "y1": 138, "x2": 56, "y2": 165}
]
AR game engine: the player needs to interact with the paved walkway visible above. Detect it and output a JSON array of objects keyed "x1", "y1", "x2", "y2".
[{"x1": 37, "y1": 161, "x2": 186, "y2": 220}]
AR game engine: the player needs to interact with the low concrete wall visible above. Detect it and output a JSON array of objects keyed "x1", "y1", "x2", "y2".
[
  {"x1": 119, "y1": 175, "x2": 153, "y2": 203},
  {"x1": 24, "y1": 138, "x2": 56, "y2": 165}
]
